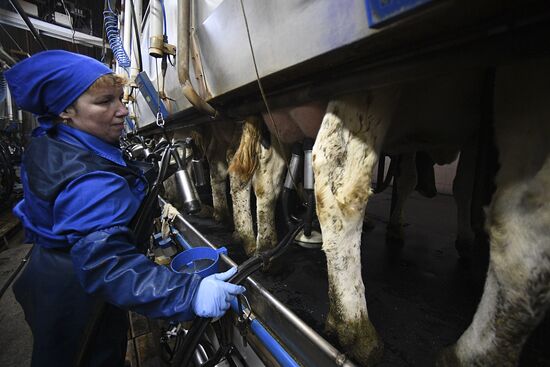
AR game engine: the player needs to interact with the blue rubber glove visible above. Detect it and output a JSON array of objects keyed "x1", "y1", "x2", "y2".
[{"x1": 192, "y1": 267, "x2": 246, "y2": 318}]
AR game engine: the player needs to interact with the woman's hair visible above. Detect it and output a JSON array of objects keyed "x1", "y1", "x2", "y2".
[
  {"x1": 57, "y1": 73, "x2": 128, "y2": 122},
  {"x1": 88, "y1": 73, "x2": 127, "y2": 92}
]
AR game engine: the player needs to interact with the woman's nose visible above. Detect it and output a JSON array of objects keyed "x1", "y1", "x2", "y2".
[{"x1": 117, "y1": 102, "x2": 129, "y2": 117}]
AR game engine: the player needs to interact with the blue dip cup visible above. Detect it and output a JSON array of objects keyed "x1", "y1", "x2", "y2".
[{"x1": 170, "y1": 247, "x2": 227, "y2": 278}]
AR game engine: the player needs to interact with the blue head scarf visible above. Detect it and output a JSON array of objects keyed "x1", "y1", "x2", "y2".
[{"x1": 4, "y1": 50, "x2": 112, "y2": 131}]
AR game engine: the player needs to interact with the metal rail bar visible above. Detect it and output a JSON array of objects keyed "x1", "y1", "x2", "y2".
[{"x1": 160, "y1": 197, "x2": 357, "y2": 367}]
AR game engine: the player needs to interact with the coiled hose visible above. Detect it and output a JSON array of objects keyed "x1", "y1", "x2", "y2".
[{"x1": 103, "y1": 1, "x2": 131, "y2": 68}]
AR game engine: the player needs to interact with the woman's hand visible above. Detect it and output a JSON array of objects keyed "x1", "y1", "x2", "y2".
[{"x1": 192, "y1": 267, "x2": 246, "y2": 318}]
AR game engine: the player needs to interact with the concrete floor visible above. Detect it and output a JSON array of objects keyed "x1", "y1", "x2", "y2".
[{"x1": 0, "y1": 228, "x2": 32, "y2": 367}]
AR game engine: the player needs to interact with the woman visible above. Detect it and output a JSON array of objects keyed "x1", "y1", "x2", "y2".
[{"x1": 5, "y1": 50, "x2": 245, "y2": 367}]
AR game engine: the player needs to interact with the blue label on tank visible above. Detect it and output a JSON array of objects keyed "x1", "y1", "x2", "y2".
[{"x1": 365, "y1": 0, "x2": 433, "y2": 28}]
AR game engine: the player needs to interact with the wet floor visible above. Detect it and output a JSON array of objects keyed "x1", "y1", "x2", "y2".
[{"x1": 187, "y1": 189, "x2": 550, "y2": 367}]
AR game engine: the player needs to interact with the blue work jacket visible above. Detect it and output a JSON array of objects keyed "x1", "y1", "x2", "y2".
[{"x1": 13, "y1": 123, "x2": 201, "y2": 367}]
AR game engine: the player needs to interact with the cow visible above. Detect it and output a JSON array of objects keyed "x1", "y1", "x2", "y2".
[
  {"x1": 168, "y1": 58, "x2": 549, "y2": 366},
  {"x1": 163, "y1": 118, "x2": 288, "y2": 256},
  {"x1": 228, "y1": 116, "x2": 288, "y2": 255},
  {"x1": 310, "y1": 60, "x2": 550, "y2": 366},
  {"x1": 163, "y1": 121, "x2": 239, "y2": 222},
  {"x1": 387, "y1": 147, "x2": 477, "y2": 257}
]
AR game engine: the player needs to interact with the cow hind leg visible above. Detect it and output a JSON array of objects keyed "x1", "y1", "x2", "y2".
[
  {"x1": 206, "y1": 129, "x2": 231, "y2": 224},
  {"x1": 229, "y1": 118, "x2": 262, "y2": 255},
  {"x1": 452, "y1": 145, "x2": 477, "y2": 258},
  {"x1": 313, "y1": 90, "x2": 396, "y2": 366},
  {"x1": 438, "y1": 60, "x2": 550, "y2": 367},
  {"x1": 229, "y1": 170, "x2": 256, "y2": 255},
  {"x1": 253, "y1": 138, "x2": 287, "y2": 253},
  {"x1": 387, "y1": 152, "x2": 417, "y2": 244}
]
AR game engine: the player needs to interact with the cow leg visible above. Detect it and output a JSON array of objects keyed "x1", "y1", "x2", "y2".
[
  {"x1": 438, "y1": 60, "x2": 550, "y2": 366},
  {"x1": 229, "y1": 172, "x2": 255, "y2": 255},
  {"x1": 252, "y1": 138, "x2": 287, "y2": 253},
  {"x1": 206, "y1": 128, "x2": 231, "y2": 224},
  {"x1": 387, "y1": 153, "x2": 417, "y2": 243},
  {"x1": 228, "y1": 121, "x2": 258, "y2": 256},
  {"x1": 313, "y1": 90, "x2": 396, "y2": 365},
  {"x1": 453, "y1": 146, "x2": 477, "y2": 257}
]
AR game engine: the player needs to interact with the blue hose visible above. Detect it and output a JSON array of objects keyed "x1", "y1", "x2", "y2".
[
  {"x1": 103, "y1": 2, "x2": 131, "y2": 68},
  {"x1": 0, "y1": 71, "x2": 6, "y2": 103}
]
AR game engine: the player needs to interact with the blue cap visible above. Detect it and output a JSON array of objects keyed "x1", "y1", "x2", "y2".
[{"x1": 4, "y1": 50, "x2": 112, "y2": 128}]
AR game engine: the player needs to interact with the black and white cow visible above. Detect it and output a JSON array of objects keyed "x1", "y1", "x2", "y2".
[
  {"x1": 311, "y1": 60, "x2": 550, "y2": 366},
  {"x1": 230, "y1": 61, "x2": 550, "y2": 366},
  {"x1": 171, "y1": 58, "x2": 549, "y2": 366}
]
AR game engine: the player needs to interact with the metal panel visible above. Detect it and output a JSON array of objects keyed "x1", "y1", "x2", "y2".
[
  {"x1": 197, "y1": 0, "x2": 374, "y2": 97},
  {"x1": 134, "y1": 0, "x2": 550, "y2": 131},
  {"x1": 136, "y1": 0, "x2": 378, "y2": 128}
]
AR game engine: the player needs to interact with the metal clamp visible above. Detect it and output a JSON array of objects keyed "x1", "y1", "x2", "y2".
[
  {"x1": 156, "y1": 110, "x2": 165, "y2": 128},
  {"x1": 236, "y1": 294, "x2": 253, "y2": 347}
]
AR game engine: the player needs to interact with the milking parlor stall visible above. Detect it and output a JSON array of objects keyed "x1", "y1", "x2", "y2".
[{"x1": 1, "y1": 0, "x2": 550, "y2": 366}]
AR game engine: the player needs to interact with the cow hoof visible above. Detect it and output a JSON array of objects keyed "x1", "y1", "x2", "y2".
[
  {"x1": 196, "y1": 205, "x2": 214, "y2": 218},
  {"x1": 327, "y1": 316, "x2": 384, "y2": 367},
  {"x1": 231, "y1": 233, "x2": 256, "y2": 256},
  {"x1": 242, "y1": 240, "x2": 257, "y2": 257},
  {"x1": 435, "y1": 346, "x2": 461, "y2": 367},
  {"x1": 231, "y1": 231, "x2": 243, "y2": 245}
]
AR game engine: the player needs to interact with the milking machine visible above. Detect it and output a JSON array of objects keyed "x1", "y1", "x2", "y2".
[
  {"x1": 281, "y1": 139, "x2": 323, "y2": 249},
  {"x1": 119, "y1": 130, "x2": 360, "y2": 366}
]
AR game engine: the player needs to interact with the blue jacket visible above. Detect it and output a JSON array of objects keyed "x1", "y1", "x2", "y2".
[{"x1": 13, "y1": 123, "x2": 201, "y2": 366}]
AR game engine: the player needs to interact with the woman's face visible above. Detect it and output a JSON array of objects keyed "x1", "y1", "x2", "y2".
[{"x1": 61, "y1": 84, "x2": 128, "y2": 144}]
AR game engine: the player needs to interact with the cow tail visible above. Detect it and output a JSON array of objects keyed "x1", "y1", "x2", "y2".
[
  {"x1": 228, "y1": 116, "x2": 261, "y2": 183},
  {"x1": 190, "y1": 129, "x2": 206, "y2": 157}
]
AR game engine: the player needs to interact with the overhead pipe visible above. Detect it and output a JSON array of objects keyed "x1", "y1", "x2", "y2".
[
  {"x1": 123, "y1": 0, "x2": 133, "y2": 62},
  {"x1": 122, "y1": 0, "x2": 133, "y2": 100},
  {"x1": 189, "y1": 0, "x2": 211, "y2": 100},
  {"x1": 177, "y1": 0, "x2": 218, "y2": 118},
  {"x1": 9, "y1": 0, "x2": 48, "y2": 51},
  {"x1": 148, "y1": 0, "x2": 164, "y2": 58}
]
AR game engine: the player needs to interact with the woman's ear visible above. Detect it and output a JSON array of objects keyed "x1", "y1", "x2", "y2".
[{"x1": 59, "y1": 106, "x2": 75, "y2": 121}]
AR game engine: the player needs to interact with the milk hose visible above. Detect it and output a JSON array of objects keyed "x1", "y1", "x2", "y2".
[{"x1": 171, "y1": 222, "x2": 305, "y2": 367}]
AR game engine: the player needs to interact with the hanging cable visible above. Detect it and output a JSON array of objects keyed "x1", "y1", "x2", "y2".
[
  {"x1": 141, "y1": 2, "x2": 151, "y2": 34},
  {"x1": 0, "y1": 24, "x2": 29, "y2": 59},
  {"x1": 8, "y1": 0, "x2": 48, "y2": 50},
  {"x1": 103, "y1": 0, "x2": 131, "y2": 68},
  {"x1": 159, "y1": 0, "x2": 167, "y2": 36},
  {"x1": 238, "y1": 0, "x2": 302, "y2": 196},
  {"x1": 60, "y1": 0, "x2": 77, "y2": 49},
  {"x1": 129, "y1": 0, "x2": 143, "y2": 72}
]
